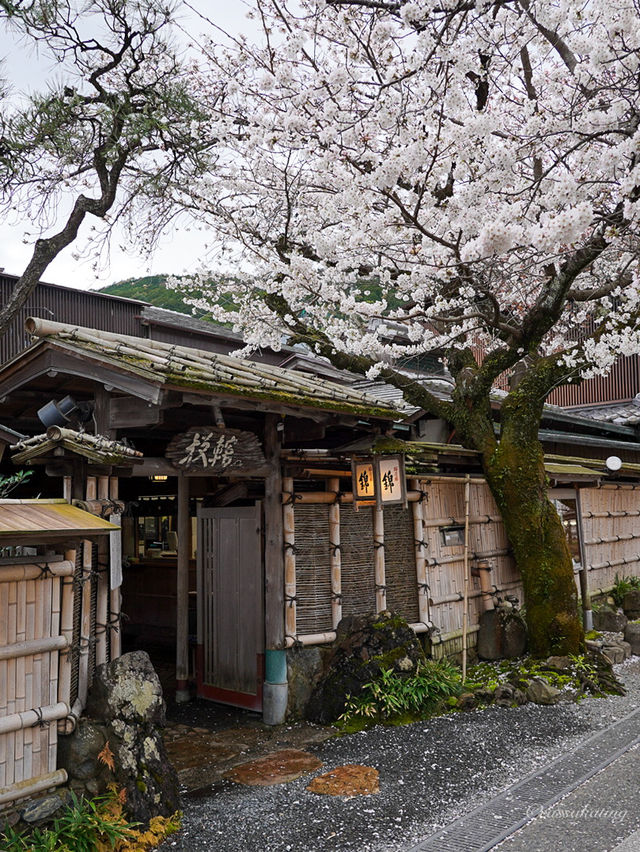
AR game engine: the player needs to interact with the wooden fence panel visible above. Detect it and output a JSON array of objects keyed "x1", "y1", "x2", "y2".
[{"x1": 0, "y1": 561, "x2": 73, "y2": 805}]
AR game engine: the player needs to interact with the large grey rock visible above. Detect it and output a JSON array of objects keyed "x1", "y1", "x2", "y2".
[
  {"x1": 624, "y1": 621, "x2": 640, "y2": 655},
  {"x1": 306, "y1": 611, "x2": 425, "y2": 724},
  {"x1": 526, "y1": 678, "x2": 561, "y2": 705},
  {"x1": 286, "y1": 646, "x2": 325, "y2": 719},
  {"x1": 477, "y1": 609, "x2": 527, "y2": 661},
  {"x1": 85, "y1": 651, "x2": 179, "y2": 825},
  {"x1": 602, "y1": 644, "x2": 625, "y2": 665},
  {"x1": 57, "y1": 718, "x2": 112, "y2": 796},
  {"x1": 592, "y1": 607, "x2": 628, "y2": 633},
  {"x1": 21, "y1": 793, "x2": 67, "y2": 824},
  {"x1": 622, "y1": 590, "x2": 640, "y2": 620}
]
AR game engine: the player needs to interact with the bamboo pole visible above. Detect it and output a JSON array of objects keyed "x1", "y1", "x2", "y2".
[
  {"x1": 430, "y1": 579, "x2": 522, "y2": 606},
  {"x1": 0, "y1": 636, "x2": 67, "y2": 662},
  {"x1": 0, "y1": 702, "x2": 69, "y2": 736},
  {"x1": 373, "y1": 508, "x2": 386, "y2": 613},
  {"x1": 283, "y1": 477, "x2": 297, "y2": 641},
  {"x1": 283, "y1": 620, "x2": 433, "y2": 648},
  {"x1": 462, "y1": 475, "x2": 471, "y2": 683},
  {"x1": 283, "y1": 489, "x2": 422, "y2": 505},
  {"x1": 328, "y1": 478, "x2": 342, "y2": 629},
  {"x1": 0, "y1": 563, "x2": 74, "y2": 583},
  {"x1": 0, "y1": 768, "x2": 68, "y2": 806},
  {"x1": 411, "y1": 479, "x2": 430, "y2": 626},
  {"x1": 176, "y1": 474, "x2": 190, "y2": 703}
]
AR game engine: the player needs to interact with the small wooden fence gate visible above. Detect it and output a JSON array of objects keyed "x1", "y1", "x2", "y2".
[
  {"x1": 0, "y1": 557, "x2": 73, "y2": 805},
  {"x1": 0, "y1": 499, "x2": 119, "y2": 809}
]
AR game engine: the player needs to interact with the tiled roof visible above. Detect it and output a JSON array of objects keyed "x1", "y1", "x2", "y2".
[
  {"x1": 574, "y1": 398, "x2": 640, "y2": 426},
  {"x1": 24, "y1": 318, "x2": 406, "y2": 419}
]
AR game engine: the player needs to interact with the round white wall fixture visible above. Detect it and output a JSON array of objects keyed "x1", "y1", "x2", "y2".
[{"x1": 605, "y1": 456, "x2": 622, "y2": 471}]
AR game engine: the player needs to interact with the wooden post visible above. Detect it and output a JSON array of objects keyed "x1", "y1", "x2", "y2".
[
  {"x1": 109, "y1": 476, "x2": 122, "y2": 660},
  {"x1": 328, "y1": 478, "x2": 342, "y2": 629},
  {"x1": 283, "y1": 476, "x2": 297, "y2": 640},
  {"x1": 462, "y1": 474, "x2": 471, "y2": 682},
  {"x1": 373, "y1": 508, "x2": 386, "y2": 612},
  {"x1": 176, "y1": 473, "x2": 190, "y2": 702},
  {"x1": 95, "y1": 477, "x2": 109, "y2": 667},
  {"x1": 264, "y1": 415, "x2": 285, "y2": 650},
  {"x1": 63, "y1": 476, "x2": 72, "y2": 503},
  {"x1": 411, "y1": 479, "x2": 430, "y2": 625}
]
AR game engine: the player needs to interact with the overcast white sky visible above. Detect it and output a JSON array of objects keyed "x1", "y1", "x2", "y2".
[{"x1": 0, "y1": 1, "x2": 259, "y2": 290}]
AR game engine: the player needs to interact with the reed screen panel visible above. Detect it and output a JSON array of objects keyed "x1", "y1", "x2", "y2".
[{"x1": 293, "y1": 505, "x2": 333, "y2": 634}]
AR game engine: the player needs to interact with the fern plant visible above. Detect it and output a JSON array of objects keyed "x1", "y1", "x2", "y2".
[{"x1": 340, "y1": 659, "x2": 461, "y2": 725}]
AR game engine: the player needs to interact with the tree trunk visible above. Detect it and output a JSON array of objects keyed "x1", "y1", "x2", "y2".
[{"x1": 475, "y1": 366, "x2": 584, "y2": 657}]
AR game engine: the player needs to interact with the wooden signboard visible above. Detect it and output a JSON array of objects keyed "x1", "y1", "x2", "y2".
[{"x1": 166, "y1": 427, "x2": 266, "y2": 474}]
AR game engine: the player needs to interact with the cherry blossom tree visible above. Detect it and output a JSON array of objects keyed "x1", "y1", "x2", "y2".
[
  {"x1": 176, "y1": 0, "x2": 640, "y2": 655},
  {"x1": 0, "y1": 0, "x2": 213, "y2": 338}
]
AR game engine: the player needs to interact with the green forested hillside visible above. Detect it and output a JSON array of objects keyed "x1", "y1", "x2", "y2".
[{"x1": 98, "y1": 275, "x2": 209, "y2": 316}]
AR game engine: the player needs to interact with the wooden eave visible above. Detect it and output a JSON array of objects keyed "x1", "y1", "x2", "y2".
[
  {"x1": 0, "y1": 499, "x2": 118, "y2": 543},
  {"x1": 1, "y1": 336, "x2": 402, "y2": 422}
]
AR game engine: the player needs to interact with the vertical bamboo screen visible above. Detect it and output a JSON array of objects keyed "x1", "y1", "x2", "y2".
[
  {"x1": 580, "y1": 487, "x2": 640, "y2": 593},
  {"x1": 0, "y1": 560, "x2": 73, "y2": 805},
  {"x1": 287, "y1": 477, "x2": 521, "y2": 643}
]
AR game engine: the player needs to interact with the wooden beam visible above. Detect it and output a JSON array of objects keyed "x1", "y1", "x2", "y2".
[
  {"x1": 264, "y1": 415, "x2": 285, "y2": 650},
  {"x1": 176, "y1": 474, "x2": 190, "y2": 702},
  {"x1": 109, "y1": 397, "x2": 163, "y2": 428}
]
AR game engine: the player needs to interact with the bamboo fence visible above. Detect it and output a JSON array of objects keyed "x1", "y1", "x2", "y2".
[
  {"x1": 0, "y1": 559, "x2": 73, "y2": 804},
  {"x1": 284, "y1": 475, "x2": 523, "y2": 649},
  {"x1": 580, "y1": 486, "x2": 640, "y2": 593}
]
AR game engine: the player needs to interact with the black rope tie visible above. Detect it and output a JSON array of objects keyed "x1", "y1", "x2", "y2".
[
  {"x1": 418, "y1": 582, "x2": 430, "y2": 594},
  {"x1": 375, "y1": 584, "x2": 387, "y2": 593},
  {"x1": 285, "y1": 594, "x2": 297, "y2": 607},
  {"x1": 333, "y1": 490, "x2": 343, "y2": 504},
  {"x1": 373, "y1": 541, "x2": 385, "y2": 550},
  {"x1": 415, "y1": 539, "x2": 426, "y2": 550},
  {"x1": 331, "y1": 592, "x2": 343, "y2": 603},
  {"x1": 283, "y1": 492, "x2": 303, "y2": 505},
  {"x1": 283, "y1": 542, "x2": 299, "y2": 555},
  {"x1": 37, "y1": 563, "x2": 54, "y2": 579},
  {"x1": 32, "y1": 707, "x2": 49, "y2": 729},
  {"x1": 484, "y1": 515, "x2": 492, "y2": 524},
  {"x1": 330, "y1": 543, "x2": 341, "y2": 556}
]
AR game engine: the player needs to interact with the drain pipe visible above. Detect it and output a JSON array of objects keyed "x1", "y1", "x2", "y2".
[
  {"x1": 263, "y1": 649, "x2": 288, "y2": 725},
  {"x1": 476, "y1": 560, "x2": 495, "y2": 611}
]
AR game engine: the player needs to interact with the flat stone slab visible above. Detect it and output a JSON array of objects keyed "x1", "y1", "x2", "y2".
[
  {"x1": 307, "y1": 764, "x2": 380, "y2": 797},
  {"x1": 224, "y1": 749, "x2": 323, "y2": 786}
]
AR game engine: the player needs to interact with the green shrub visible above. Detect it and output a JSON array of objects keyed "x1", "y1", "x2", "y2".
[
  {"x1": 339, "y1": 658, "x2": 462, "y2": 725},
  {"x1": 0, "y1": 787, "x2": 180, "y2": 852},
  {"x1": 611, "y1": 573, "x2": 640, "y2": 607}
]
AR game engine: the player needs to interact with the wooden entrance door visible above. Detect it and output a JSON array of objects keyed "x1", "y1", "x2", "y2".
[{"x1": 196, "y1": 505, "x2": 264, "y2": 710}]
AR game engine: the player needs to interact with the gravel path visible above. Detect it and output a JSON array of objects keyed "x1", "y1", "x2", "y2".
[{"x1": 160, "y1": 657, "x2": 640, "y2": 852}]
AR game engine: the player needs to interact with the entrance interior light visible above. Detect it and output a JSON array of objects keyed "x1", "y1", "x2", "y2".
[{"x1": 149, "y1": 475, "x2": 169, "y2": 482}]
